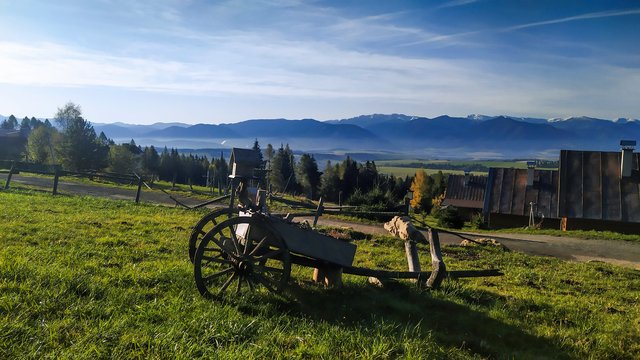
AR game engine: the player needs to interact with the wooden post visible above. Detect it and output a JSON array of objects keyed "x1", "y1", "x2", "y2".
[
  {"x1": 404, "y1": 197, "x2": 410, "y2": 216},
  {"x1": 52, "y1": 169, "x2": 60, "y2": 195},
  {"x1": 4, "y1": 161, "x2": 15, "y2": 189},
  {"x1": 313, "y1": 197, "x2": 324, "y2": 228},
  {"x1": 135, "y1": 175, "x2": 143, "y2": 203},
  {"x1": 404, "y1": 240, "x2": 421, "y2": 273},
  {"x1": 426, "y1": 229, "x2": 446, "y2": 289},
  {"x1": 561, "y1": 217, "x2": 567, "y2": 231},
  {"x1": 313, "y1": 265, "x2": 343, "y2": 288}
]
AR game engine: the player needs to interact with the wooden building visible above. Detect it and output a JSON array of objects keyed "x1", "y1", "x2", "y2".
[
  {"x1": 557, "y1": 143, "x2": 640, "y2": 233},
  {"x1": 483, "y1": 167, "x2": 560, "y2": 229},
  {"x1": 441, "y1": 173, "x2": 486, "y2": 219}
]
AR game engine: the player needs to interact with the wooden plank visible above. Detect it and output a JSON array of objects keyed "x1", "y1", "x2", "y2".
[
  {"x1": 549, "y1": 171, "x2": 560, "y2": 218},
  {"x1": 511, "y1": 170, "x2": 527, "y2": 216},
  {"x1": 271, "y1": 221, "x2": 357, "y2": 267},
  {"x1": 602, "y1": 152, "x2": 621, "y2": 221},
  {"x1": 558, "y1": 150, "x2": 568, "y2": 217},
  {"x1": 583, "y1": 152, "x2": 602, "y2": 219},
  {"x1": 536, "y1": 170, "x2": 549, "y2": 218},
  {"x1": 566, "y1": 151, "x2": 584, "y2": 218},
  {"x1": 498, "y1": 169, "x2": 514, "y2": 214},
  {"x1": 490, "y1": 168, "x2": 504, "y2": 213}
]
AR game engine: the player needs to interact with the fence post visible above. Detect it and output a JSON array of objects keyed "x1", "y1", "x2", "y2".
[
  {"x1": 426, "y1": 229, "x2": 447, "y2": 289},
  {"x1": 135, "y1": 175, "x2": 143, "y2": 203},
  {"x1": 52, "y1": 169, "x2": 60, "y2": 195},
  {"x1": 4, "y1": 161, "x2": 16, "y2": 189}
]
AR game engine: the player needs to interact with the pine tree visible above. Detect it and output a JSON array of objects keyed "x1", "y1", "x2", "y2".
[
  {"x1": 54, "y1": 103, "x2": 108, "y2": 171},
  {"x1": 296, "y1": 153, "x2": 321, "y2": 199}
]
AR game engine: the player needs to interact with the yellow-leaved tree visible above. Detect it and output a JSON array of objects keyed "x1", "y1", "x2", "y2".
[{"x1": 410, "y1": 170, "x2": 429, "y2": 211}]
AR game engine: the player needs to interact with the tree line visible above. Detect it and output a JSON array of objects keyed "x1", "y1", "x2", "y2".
[
  {"x1": 2, "y1": 102, "x2": 448, "y2": 210},
  {"x1": 1, "y1": 103, "x2": 228, "y2": 189},
  {"x1": 264, "y1": 143, "x2": 448, "y2": 211}
]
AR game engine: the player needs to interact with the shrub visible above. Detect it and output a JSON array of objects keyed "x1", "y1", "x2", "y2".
[
  {"x1": 437, "y1": 206, "x2": 464, "y2": 229},
  {"x1": 470, "y1": 212, "x2": 487, "y2": 230}
]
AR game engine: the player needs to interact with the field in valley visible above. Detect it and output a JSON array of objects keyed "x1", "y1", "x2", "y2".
[
  {"x1": 0, "y1": 189, "x2": 638, "y2": 359},
  {"x1": 375, "y1": 159, "x2": 557, "y2": 177}
]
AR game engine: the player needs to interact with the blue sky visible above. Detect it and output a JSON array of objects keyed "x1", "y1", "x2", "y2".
[{"x1": 0, "y1": 0, "x2": 638, "y2": 124}]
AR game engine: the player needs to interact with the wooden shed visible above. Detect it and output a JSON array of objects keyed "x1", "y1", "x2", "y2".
[
  {"x1": 557, "y1": 147, "x2": 640, "y2": 233},
  {"x1": 483, "y1": 167, "x2": 560, "y2": 229},
  {"x1": 442, "y1": 173, "x2": 486, "y2": 220}
]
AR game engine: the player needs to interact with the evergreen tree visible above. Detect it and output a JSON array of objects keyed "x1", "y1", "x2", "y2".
[
  {"x1": 252, "y1": 139, "x2": 263, "y2": 165},
  {"x1": 320, "y1": 161, "x2": 341, "y2": 202},
  {"x1": 296, "y1": 153, "x2": 321, "y2": 199},
  {"x1": 54, "y1": 103, "x2": 108, "y2": 171},
  {"x1": 1, "y1": 115, "x2": 18, "y2": 130},
  {"x1": 142, "y1": 145, "x2": 160, "y2": 179}
]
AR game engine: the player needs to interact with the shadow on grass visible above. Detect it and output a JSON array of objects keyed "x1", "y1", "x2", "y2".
[{"x1": 233, "y1": 280, "x2": 574, "y2": 359}]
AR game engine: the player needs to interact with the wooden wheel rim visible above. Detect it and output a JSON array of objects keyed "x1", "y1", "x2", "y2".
[{"x1": 193, "y1": 216, "x2": 291, "y2": 298}]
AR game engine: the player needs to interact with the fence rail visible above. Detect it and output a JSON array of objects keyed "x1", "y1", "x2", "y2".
[{"x1": 1, "y1": 160, "x2": 143, "y2": 202}]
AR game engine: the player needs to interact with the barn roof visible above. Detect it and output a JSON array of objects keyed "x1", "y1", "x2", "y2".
[
  {"x1": 558, "y1": 150, "x2": 640, "y2": 222},
  {"x1": 484, "y1": 168, "x2": 559, "y2": 218},
  {"x1": 442, "y1": 174, "x2": 486, "y2": 209}
]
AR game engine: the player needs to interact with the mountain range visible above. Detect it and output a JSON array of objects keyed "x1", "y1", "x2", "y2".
[{"x1": 5, "y1": 113, "x2": 639, "y2": 158}]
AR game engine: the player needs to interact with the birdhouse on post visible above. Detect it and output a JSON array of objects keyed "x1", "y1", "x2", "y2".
[{"x1": 229, "y1": 148, "x2": 261, "y2": 179}]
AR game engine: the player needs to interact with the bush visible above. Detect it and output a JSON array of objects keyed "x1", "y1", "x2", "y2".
[
  {"x1": 470, "y1": 212, "x2": 487, "y2": 230},
  {"x1": 437, "y1": 206, "x2": 464, "y2": 229}
]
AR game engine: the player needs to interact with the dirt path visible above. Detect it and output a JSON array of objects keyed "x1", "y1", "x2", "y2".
[
  {"x1": 297, "y1": 217, "x2": 640, "y2": 270},
  {"x1": 3, "y1": 173, "x2": 639, "y2": 269}
]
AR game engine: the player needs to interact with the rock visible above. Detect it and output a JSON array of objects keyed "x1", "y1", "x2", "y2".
[
  {"x1": 367, "y1": 276, "x2": 400, "y2": 289},
  {"x1": 384, "y1": 216, "x2": 426, "y2": 243},
  {"x1": 460, "y1": 238, "x2": 508, "y2": 250}
]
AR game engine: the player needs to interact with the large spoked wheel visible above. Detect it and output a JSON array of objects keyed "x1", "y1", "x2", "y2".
[
  {"x1": 189, "y1": 207, "x2": 236, "y2": 263},
  {"x1": 194, "y1": 216, "x2": 291, "y2": 298}
]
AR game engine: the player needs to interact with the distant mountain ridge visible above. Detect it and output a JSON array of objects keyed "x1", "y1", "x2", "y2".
[{"x1": 83, "y1": 113, "x2": 640, "y2": 155}]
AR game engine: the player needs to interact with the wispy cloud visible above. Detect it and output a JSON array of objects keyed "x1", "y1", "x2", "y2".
[
  {"x1": 503, "y1": 8, "x2": 640, "y2": 32},
  {"x1": 401, "y1": 8, "x2": 640, "y2": 47},
  {"x1": 436, "y1": 0, "x2": 479, "y2": 9}
]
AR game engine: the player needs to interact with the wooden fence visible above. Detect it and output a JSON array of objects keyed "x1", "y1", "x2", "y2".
[{"x1": 0, "y1": 160, "x2": 144, "y2": 203}]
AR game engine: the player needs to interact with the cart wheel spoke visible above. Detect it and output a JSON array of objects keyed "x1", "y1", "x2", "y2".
[
  {"x1": 252, "y1": 273, "x2": 277, "y2": 293},
  {"x1": 255, "y1": 249, "x2": 283, "y2": 262},
  {"x1": 246, "y1": 276, "x2": 255, "y2": 291},
  {"x1": 249, "y1": 236, "x2": 269, "y2": 256},
  {"x1": 236, "y1": 275, "x2": 243, "y2": 294},
  {"x1": 254, "y1": 264, "x2": 284, "y2": 275},
  {"x1": 218, "y1": 273, "x2": 238, "y2": 294},
  {"x1": 229, "y1": 226, "x2": 243, "y2": 255},
  {"x1": 201, "y1": 255, "x2": 232, "y2": 266},
  {"x1": 202, "y1": 267, "x2": 234, "y2": 284}
]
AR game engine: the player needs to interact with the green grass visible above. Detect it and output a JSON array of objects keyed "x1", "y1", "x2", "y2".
[
  {"x1": 377, "y1": 166, "x2": 478, "y2": 177},
  {"x1": 413, "y1": 214, "x2": 640, "y2": 244},
  {"x1": 1, "y1": 189, "x2": 639, "y2": 358},
  {"x1": 376, "y1": 159, "x2": 557, "y2": 177}
]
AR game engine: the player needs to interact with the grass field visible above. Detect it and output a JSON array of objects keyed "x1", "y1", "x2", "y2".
[
  {"x1": 376, "y1": 166, "x2": 482, "y2": 177},
  {"x1": 1, "y1": 189, "x2": 639, "y2": 358},
  {"x1": 376, "y1": 159, "x2": 557, "y2": 178}
]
